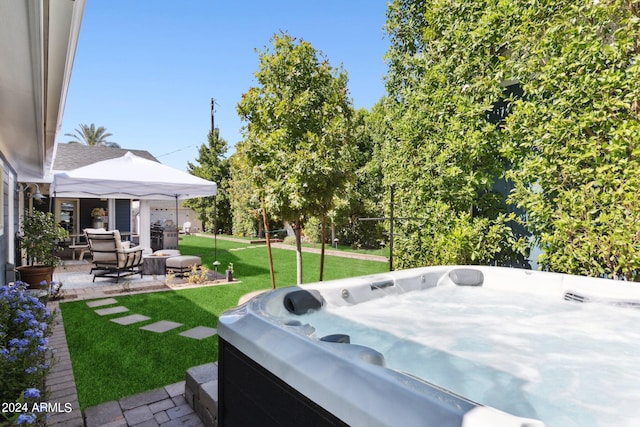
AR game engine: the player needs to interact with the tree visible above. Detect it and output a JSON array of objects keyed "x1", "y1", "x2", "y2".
[
  {"x1": 502, "y1": 0, "x2": 640, "y2": 279},
  {"x1": 237, "y1": 32, "x2": 356, "y2": 284},
  {"x1": 382, "y1": 0, "x2": 640, "y2": 278},
  {"x1": 332, "y1": 107, "x2": 386, "y2": 249},
  {"x1": 64, "y1": 123, "x2": 119, "y2": 147},
  {"x1": 184, "y1": 130, "x2": 231, "y2": 234},
  {"x1": 228, "y1": 148, "x2": 262, "y2": 237},
  {"x1": 382, "y1": 0, "x2": 526, "y2": 269}
]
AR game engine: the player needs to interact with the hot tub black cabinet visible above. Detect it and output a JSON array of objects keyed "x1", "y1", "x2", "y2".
[{"x1": 218, "y1": 338, "x2": 348, "y2": 427}]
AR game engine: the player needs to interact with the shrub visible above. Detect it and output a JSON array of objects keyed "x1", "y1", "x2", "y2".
[
  {"x1": 283, "y1": 236, "x2": 297, "y2": 246},
  {"x1": 20, "y1": 210, "x2": 69, "y2": 268},
  {"x1": 187, "y1": 265, "x2": 210, "y2": 285},
  {"x1": 0, "y1": 282, "x2": 54, "y2": 424}
]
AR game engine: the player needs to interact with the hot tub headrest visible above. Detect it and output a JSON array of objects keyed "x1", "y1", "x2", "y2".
[
  {"x1": 448, "y1": 268, "x2": 484, "y2": 286},
  {"x1": 284, "y1": 289, "x2": 324, "y2": 315}
]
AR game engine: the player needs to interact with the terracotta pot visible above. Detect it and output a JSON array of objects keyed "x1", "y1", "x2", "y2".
[{"x1": 16, "y1": 265, "x2": 54, "y2": 289}]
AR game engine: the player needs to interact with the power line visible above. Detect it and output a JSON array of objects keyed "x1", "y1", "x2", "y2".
[{"x1": 156, "y1": 146, "x2": 193, "y2": 158}]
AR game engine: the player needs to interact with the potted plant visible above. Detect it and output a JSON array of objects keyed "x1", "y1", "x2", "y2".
[
  {"x1": 17, "y1": 210, "x2": 69, "y2": 289},
  {"x1": 226, "y1": 262, "x2": 234, "y2": 282},
  {"x1": 91, "y1": 207, "x2": 106, "y2": 229}
]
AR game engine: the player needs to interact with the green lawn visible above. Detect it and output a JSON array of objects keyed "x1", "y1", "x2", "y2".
[
  {"x1": 307, "y1": 242, "x2": 389, "y2": 258},
  {"x1": 61, "y1": 236, "x2": 388, "y2": 409},
  {"x1": 208, "y1": 232, "x2": 390, "y2": 258}
]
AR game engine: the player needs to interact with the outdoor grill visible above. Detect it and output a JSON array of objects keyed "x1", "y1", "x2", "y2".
[{"x1": 150, "y1": 225, "x2": 178, "y2": 251}]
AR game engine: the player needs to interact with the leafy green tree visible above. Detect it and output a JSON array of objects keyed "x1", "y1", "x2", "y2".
[
  {"x1": 64, "y1": 123, "x2": 119, "y2": 147},
  {"x1": 333, "y1": 107, "x2": 386, "y2": 249},
  {"x1": 502, "y1": 0, "x2": 640, "y2": 279},
  {"x1": 237, "y1": 32, "x2": 356, "y2": 284},
  {"x1": 184, "y1": 130, "x2": 231, "y2": 234},
  {"x1": 382, "y1": 0, "x2": 525, "y2": 269},
  {"x1": 228, "y1": 149, "x2": 262, "y2": 237}
]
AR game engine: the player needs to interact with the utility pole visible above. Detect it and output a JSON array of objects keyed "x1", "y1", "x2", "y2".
[{"x1": 211, "y1": 98, "x2": 216, "y2": 134}]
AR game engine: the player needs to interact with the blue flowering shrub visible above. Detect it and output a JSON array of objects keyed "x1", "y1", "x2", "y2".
[{"x1": 0, "y1": 282, "x2": 54, "y2": 425}]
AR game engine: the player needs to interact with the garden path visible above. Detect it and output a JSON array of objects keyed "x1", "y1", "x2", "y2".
[{"x1": 46, "y1": 264, "x2": 227, "y2": 426}]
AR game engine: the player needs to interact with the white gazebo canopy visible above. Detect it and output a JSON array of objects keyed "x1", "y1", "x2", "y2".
[
  {"x1": 52, "y1": 151, "x2": 217, "y2": 200},
  {"x1": 51, "y1": 152, "x2": 217, "y2": 250}
]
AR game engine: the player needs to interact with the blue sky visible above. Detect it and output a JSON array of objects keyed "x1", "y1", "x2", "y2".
[{"x1": 60, "y1": 1, "x2": 390, "y2": 171}]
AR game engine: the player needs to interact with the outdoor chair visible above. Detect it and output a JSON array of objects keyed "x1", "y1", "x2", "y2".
[
  {"x1": 85, "y1": 229, "x2": 143, "y2": 283},
  {"x1": 182, "y1": 221, "x2": 192, "y2": 235}
]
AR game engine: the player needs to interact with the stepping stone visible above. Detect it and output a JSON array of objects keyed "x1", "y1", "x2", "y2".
[
  {"x1": 95, "y1": 306, "x2": 129, "y2": 316},
  {"x1": 111, "y1": 314, "x2": 151, "y2": 325},
  {"x1": 140, "y1": 320, "x2": 183, "y2": 333},
  {"x1": 86, "y1": 298, "x2": 118, "y2": 308},
  {"x1": 179, "y1": 326, "x2": 217, "y2": 340}
]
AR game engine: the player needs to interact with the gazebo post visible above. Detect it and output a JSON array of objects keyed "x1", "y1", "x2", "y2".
[
  {"x1": 213, "y1": 194, "x2": 217, "y2": 261},
  {"x1": 174, "y1": 194, "x2": 179, "y2": 229}
]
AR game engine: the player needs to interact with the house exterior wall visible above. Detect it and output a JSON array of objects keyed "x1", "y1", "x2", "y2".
[
  {"x1": 79, "y1": 199, "x2": 108, "y2": 230},
  {"x1": 1, "y1": 161, "x2": 8, "y2": 281},
  {"x1": 55, "y1": 198, "x2": 131, "y2": 233},
  {"x1": 149, "y1": 200, "x2": 202, "y2": 233},
  {"x1": 1, "y1": 154, "x2": 19, "y2": 285},
  {"x1": 1, "y1": 0, "x2": 86, "y2": 284},
  {"x1": 115, "y1": 199, "x2": 131, "y2": 232}
]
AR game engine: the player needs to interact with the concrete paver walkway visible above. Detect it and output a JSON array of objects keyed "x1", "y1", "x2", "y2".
[
  {"x1": 46, "y1": 301, "x2": 83, "y2": 426},
  {"x1": 83, "y1": 382, "x2": 203, "y2": 427},
  {"x1": 140, "y1": 320, "x2": 184, "y2": 333}
]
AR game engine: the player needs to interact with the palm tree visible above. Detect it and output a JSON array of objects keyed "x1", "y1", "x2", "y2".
[{"x1": 65, "y1": 123, "x2": 120, "y2": 147}]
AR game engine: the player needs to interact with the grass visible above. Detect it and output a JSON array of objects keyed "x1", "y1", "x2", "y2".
[
  {"x1": 302, "y1": 242, "x2": 390, "y2": 258},
  {"x1": 207, "y1": 232, "x2": 391, "y2": 258},
  {"x1": 61, "y1": 235, "x2": 388, "y2": 409}
]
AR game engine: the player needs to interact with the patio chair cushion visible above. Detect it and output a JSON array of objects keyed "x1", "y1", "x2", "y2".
[{"x1": 86, "y1": 229, "x2": 131, "y2": 263}]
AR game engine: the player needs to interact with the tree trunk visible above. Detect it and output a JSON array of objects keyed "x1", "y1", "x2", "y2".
[
  {"x1": 261, "y1": 199, "x2": 276, "y2": 289},
  {"x1": 257, "y1": 217, "x2": 264, "y2": 238},
  {"x1": 295, "y1": 223, "x2": 303, "y2": 284},
  {"x1": 319, "y1": 213, "x2": 327, "y2": 281},
  {"x1": 331, "y1": 221, "x2": 336, "y2": 245}
]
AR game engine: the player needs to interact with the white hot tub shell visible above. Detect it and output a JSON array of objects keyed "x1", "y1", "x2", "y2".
[{"x1": 217, "y1": 266, "x2": 640, "y2": 427}]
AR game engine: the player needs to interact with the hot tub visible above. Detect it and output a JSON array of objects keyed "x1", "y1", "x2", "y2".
[{"x1": 217, "y1": 266, "x2": 640, "y2": 427}]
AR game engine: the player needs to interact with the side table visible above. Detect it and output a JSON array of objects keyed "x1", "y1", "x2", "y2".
[{"x1": 142, "y1": 255, "x2": 172, "y2": 276}]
